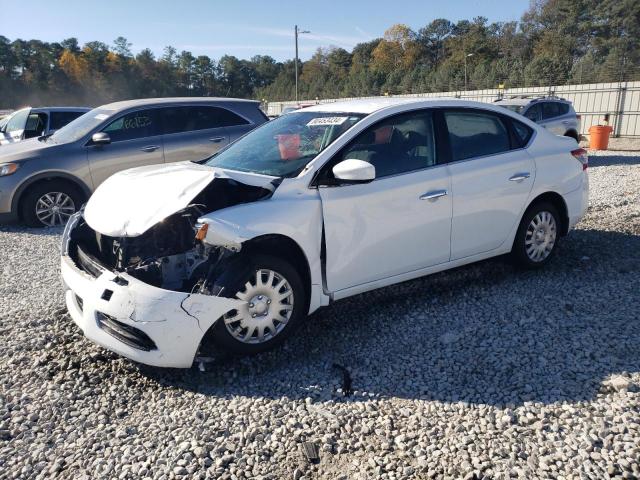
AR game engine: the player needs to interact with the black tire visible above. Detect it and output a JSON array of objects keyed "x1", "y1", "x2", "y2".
[
  {"x1": 512, "y1": 202, "x2": 561, "y2": 269},
  {"x1": 20, "y1": 180, "x2": 84, "y2": 228},
  {"x1": 564, "y1": 131, "x2": 579, "y2": 143},
  {"x1": 201, "y1": 253, "x2": 307, "y2": 356}
]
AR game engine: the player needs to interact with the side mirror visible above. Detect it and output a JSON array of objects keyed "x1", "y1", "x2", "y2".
[
  {"x1": 332, "y1": 159, "x2": 375, "y2": 183},
  {"x1": 91, "y1": 132, "x2": 111, "y2": 145}
]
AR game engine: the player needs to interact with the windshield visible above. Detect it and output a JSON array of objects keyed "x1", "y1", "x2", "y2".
[
  {"x1": 0, "y1": 112, "x2": 16, "y2": 132},
  {"x1": 206, "y1": 111, "x2": 366, "y2": 177},
  {"x1": 3, "y1": 108, "x2": 30, "y2": 134},
  {"x1": 50, "y1": 108, "x2": 115, "y2": 144},
  {"x1": 498, "y1": 104, "x2": 526, "y2": 114}
]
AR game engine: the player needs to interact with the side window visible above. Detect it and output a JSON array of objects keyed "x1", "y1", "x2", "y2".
[
  {"x1": 542, "y1": 102, "x2": 562, "y2": 120},
  {"x1": 50, "y1": 111, "x2": 85, "y2": 130},
  {"x1": 332, "y1": 110, "x2": 437, "y2": 179},
  {"x1": 524, "y1": 104, "x2": 541, "y2": 122},
  {"x1": 444, "y1": 110, "x2": 511, "y2": 161},
  {"x1": 209, "y1": 106, "x2": 250, "y2": 128},
  {"x1": 162, "y1": 106, "x2": 250, "y2": 135},
  {"x1": 557, "y1": 103, "x2": 570, "y2": 115},
  {"x1": 511, "y1": 118, "x2": 534, "y2": 147},
  {"x1": 24, "y1": 113, "x2": 48, "y2": 139},
  {"x1": 102, "y1": 109, "x2": 159, "y2": 142},
  {"x1": 162, "y1": 107, "x2": 190, "y2": 135}
]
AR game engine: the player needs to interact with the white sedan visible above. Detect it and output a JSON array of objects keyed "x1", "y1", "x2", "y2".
[{"x1": 60, "y1": 98, "x2": 589, "y2": 367}]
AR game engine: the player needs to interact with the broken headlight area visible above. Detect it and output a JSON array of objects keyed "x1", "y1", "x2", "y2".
[{"x1": 66, "y1": 177, "x2": 275, "y2": 292}]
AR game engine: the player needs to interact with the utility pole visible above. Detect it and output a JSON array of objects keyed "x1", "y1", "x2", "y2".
[
  {"x1": 464, "y1": 53, "x2": 474, "y2": 92},
  {"x1": 294, "y1": 25, "x2": 310, "y2": 103}
]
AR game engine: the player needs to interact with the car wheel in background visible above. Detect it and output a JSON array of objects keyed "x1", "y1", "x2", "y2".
[
  {"x1": 512, "y1": 202, "x2": 560, "y2": 269},
  {"x1": 20, "y1": 180, "x2": 84, "y2": 227},
  {"x1": 200, "y1": 253, "x2": 307, "y2": 356}
]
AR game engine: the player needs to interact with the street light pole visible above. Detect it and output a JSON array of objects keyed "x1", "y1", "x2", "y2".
[
  {"x1": 294, "y1": 25, "x2": 310, "y2": 104},
  {"x1": 464, "y1": 53, "x2": 474, "y2": 91}
]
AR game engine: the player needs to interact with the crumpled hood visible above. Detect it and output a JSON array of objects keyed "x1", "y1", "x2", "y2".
[{"x1": 84, "y1": 162, "x2": 276, "y2": 237}]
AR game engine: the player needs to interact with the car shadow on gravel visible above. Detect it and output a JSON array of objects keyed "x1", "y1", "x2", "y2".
[
  {"x1": 135, "y1": 228, "x2": 640, "y2": 406},
  {"x1": 589, "y1": 154, "x2": 640, "y2": 167}
]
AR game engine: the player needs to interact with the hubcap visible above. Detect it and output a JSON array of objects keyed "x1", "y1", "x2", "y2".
[
  {"x1": 35, "y1": 192, "x2": 76, "y2": 226},
  {"x1": 525, "y1": 211, "x2": 557, "y2": 262},
  {"x1": 223, "y1": 269, "x2": 294, "y2": 344}
]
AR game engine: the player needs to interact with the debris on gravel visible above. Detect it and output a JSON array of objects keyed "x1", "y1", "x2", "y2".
[{"x1": 1, "y1": 151, "x2": 639, "y2": 480}]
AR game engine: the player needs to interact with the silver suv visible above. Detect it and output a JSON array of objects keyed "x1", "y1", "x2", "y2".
[
  {"x1": 0, "y1": 107, "x2": 90, "y2": 145},
  {"x1": 494, "y1": 96, "x2": 580, "y2": 141},
  {"x1": 0, "y1": 98, "x2": 267, "y2": 227}
]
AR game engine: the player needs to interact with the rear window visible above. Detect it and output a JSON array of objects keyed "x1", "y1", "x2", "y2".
[
  {"x1": 511, "y1": 118, "x2": 534, "y2": 147},
  {"x1": 444, "y1": 110, "x2": 511, "y2": 161},
  {"x1": 542, "y1": 102, "x2": 569, "y2": 119}
]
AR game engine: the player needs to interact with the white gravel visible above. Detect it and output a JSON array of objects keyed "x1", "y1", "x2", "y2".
[{"x1": 1, "y1": 151, "x2": 639, "y2": 480}]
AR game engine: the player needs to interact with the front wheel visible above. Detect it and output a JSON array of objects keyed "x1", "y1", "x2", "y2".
[
  {"x1": 512, "y1": 202, "x2": 560, "y2": 269},
  {"x1": 201, "y1": 254, "x2": 307, "y2": 355},
  {"x1": 21, "y1": 181, "x2": 84, "y2": 227}
]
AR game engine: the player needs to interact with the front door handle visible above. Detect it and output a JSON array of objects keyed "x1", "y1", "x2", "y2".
[
  {"x1": 140, "y1": 145, "x2": 160, "y2": 153},
  {"x1": 419, "y1": 189, "x2": 448, "y2": 201},
  {"x1": 209, "y1": 136, "x2": 225, "y2": 143},
  {"x1": 509, "y1": 172, "x2": 530, "y2": 182}
]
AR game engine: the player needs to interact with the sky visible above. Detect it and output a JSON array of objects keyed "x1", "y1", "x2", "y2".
[{"x1": 1, "y1": 0, "x2": 531, "y2": 61}]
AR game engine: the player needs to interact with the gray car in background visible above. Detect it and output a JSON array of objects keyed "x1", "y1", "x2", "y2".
[
  {"x1": 0, "y1": 107, "x2": 90, "y2": 145},
  {"x1": 0, "y1": 98, "x2": 267, "y2": 227},
  {"x1": 494, "y1": 96, "x2": 580, "y2": 141}
]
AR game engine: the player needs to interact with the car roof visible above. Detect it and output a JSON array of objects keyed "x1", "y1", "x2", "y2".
[
  {"x1": 302, "y1": 97, "x2": 518, "y2": 115},
  {"x1": 99, "y1": 97, "x2": 260, "y2": 111},
  {"x1": 494, "y1": 97, "x2": 571, "y2": 106},
  {"x1": 30, "y1": 107, "x2": 91, "y2": 113}
]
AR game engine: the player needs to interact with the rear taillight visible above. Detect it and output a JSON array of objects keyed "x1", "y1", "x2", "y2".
[
  {"x1": 576, "y1": 114, "x2": 581, "y2": 120},
  {"x1": 571, "y1": 148, "x2": 588, "y2": 171}
]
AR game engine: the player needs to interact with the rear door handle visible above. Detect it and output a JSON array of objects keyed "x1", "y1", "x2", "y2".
[
  {"x1": 140, "y1": 145, "x2": 160, "y2": 152},
  {"x1": 562, "y1": 120, "x2": 571, "y2": 125},
  {"x1": 420, "y1": 189, "x2": 448, "y2": 201},
  {"x1": 509, "y1": 173, "x2": 530, "y2": 182},
  {"x1": 209, "y1": 136, "x2": 225, "y2": 143}
]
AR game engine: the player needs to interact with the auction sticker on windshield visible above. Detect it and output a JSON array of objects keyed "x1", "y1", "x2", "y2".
[{"x1": 306, "y1": 116, "x2": 349, "y2": 127}]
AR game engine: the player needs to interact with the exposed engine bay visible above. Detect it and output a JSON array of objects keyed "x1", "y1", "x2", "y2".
[{"x1": 67, "y1": 177, "x2": 275, "y2": 292}]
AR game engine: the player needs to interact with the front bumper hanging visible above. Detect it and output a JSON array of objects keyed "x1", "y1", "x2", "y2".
[{"x1": 61, "y1": 254, "x2": 243, "y2": 368}]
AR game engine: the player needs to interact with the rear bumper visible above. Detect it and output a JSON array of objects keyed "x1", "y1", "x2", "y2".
[
  {"x1": 61, "y1": 254, "x2": 243, "y2": 368},
  {"x1": 566, "y1": 174, "x2": 589, "y2": 230}
]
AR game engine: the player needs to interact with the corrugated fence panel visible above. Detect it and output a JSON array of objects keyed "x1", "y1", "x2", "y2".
[{"x1": 267, "y1": 81, "x2": 640, "y2": 137}]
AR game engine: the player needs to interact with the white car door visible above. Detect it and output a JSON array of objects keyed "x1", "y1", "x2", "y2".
[
  {"x1": 317, "y1": 109, "x2": 452, "y2": 293},
  {"x1": 444, "y1": 109, "x2": 535, "y2": 260}
]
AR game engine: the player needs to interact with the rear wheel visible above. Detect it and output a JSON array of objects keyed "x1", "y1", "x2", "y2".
[
  {"x1": 564, "y1": 131, "x2": 579, "y2": 142},
  {"x1": 20, "y1": 180, "x2": 84, "y2": 227},
  {"x1": 201, "y1": 254, "x2": 307, "y2": 355},
  {"x1": 512, "y1": 202, "x2": 560, "y2": 269}
]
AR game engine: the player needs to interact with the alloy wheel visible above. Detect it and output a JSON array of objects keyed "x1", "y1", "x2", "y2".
[{"x1": 35, "y1": 192, "x2": 76, "y2": 226}]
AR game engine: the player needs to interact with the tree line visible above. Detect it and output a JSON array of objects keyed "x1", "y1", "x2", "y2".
[{"x1": 1, "y1": 0, "x2": 638, "y2": 109}]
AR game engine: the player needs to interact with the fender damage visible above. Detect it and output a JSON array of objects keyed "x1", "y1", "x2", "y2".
[{"x1": 61, "y1": 162, "x2": 280, "y2": 367}]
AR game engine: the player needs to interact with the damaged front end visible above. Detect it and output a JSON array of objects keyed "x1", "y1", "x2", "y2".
[{"x1": 60, "y1": 166, "x2": 278, "y2": 367}]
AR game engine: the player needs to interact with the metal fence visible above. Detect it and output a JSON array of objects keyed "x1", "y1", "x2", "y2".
[{"x1": 266, "y1": 81, "x2": 640, "y2": 137}]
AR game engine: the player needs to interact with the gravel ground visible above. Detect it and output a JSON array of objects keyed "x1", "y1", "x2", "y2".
[{"x1": 1, "y1": 151, "x2": 639, "y2": 480}]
